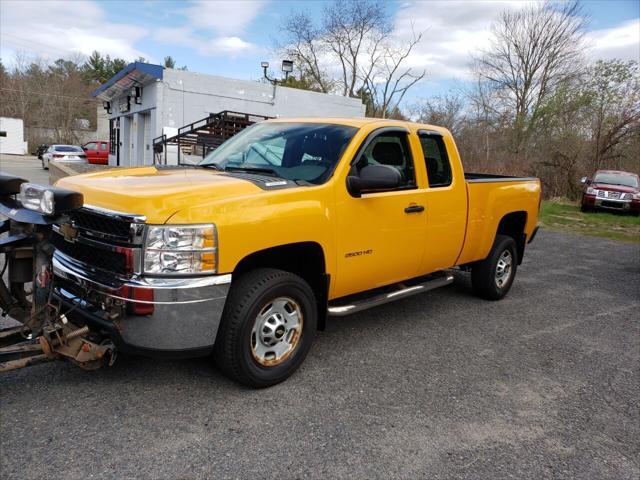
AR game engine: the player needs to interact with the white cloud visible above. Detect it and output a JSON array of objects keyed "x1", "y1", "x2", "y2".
[
  {"x1": 587, "y1": 19, "x2": 640, "y2": 61},
  {"x1": 152, "y1": 28, "x2": 261, "y2": 58},
  {"x1": 392, "y1": 1, "x2": 640, "y2": 84},
  {"x1": 0, "y1": 0, "x2": 149, "y2": 63},
  {"x1": 182, "y1": 0, "x2": 268, "y2": 36},
  {"x1": 151, "y1": 0, "x2": 266, "y2": 58},
  {"x1": 392, "y1": 1, "x2": 535, "y2": 81}
]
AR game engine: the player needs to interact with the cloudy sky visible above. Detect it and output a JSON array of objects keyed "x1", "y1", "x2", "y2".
[{"x1": 1, "y1": 0, "x2": 638, "y2": 100}]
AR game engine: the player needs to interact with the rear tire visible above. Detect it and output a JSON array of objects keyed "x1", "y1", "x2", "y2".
[
  {"x1": 214, "y1": 268, "x2": 317, "y2": 388},
  {"x1": 471, "y1": 235, "x2": 518, "y2": 301}
]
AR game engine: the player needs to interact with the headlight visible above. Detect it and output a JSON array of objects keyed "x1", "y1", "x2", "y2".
[
  {"x1": 19, "y1": 183, "x2": 83, "y2": 216},
  {"x1": 632, "y1": 193, "x2": 640, "y2": 200},
  {"x1": 586, "y1": 187, "x2": 597, "y2": 195},
  {"x1": 144, "y1": 225, "x2": 216, "y2": 275}
]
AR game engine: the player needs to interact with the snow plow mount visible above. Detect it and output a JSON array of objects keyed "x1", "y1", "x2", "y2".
[{"x1": 0, "y1": 172, "x2": 116, "y2": 372}]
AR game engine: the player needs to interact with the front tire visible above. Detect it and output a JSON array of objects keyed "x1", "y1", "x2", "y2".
[
  {"x1": 471, "y1": 235, "x2": 518, "y2": 301},
  {"x1": 214, "y1": 268, "x2": 317, "y2": 388}
]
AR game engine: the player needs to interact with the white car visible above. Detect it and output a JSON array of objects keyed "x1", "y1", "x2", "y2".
[{"x1": 41, "y1": 145, "x2": 88, "y2": 170}]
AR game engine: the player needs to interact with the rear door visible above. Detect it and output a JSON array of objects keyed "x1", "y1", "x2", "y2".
[{"x1": 416, "y1": 130, "x2": 467, "y2": 273}]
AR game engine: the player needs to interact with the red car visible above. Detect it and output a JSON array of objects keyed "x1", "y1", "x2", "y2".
[
  {"x1": 581, "y1": 170, "x2": 640, "y2": 216},
  {"x1": 82, "y1": 141, "x2": 109, "y2": 165}
]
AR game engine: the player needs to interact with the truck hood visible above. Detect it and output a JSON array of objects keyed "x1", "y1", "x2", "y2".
[
  {"x1": 591, "y1": 183, "x2": 637, "y2": 194},
  {"x1": 56, "y1": 166, "x2": 263, "y2": 223}
]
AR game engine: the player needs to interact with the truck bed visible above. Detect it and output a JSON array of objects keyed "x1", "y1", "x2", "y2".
[
  {"x1": 465, "y1": 172, "x2": 539, "y2": 183},
  {"x1": 456, "y1": 173, "x2": 541, "y2": 266}
]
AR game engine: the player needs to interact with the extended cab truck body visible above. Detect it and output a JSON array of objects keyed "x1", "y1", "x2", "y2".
[
  {"x1": 0, "y1": 118, "x2": 540, "y2": 386},
  {"x1": 82, "y1": 141, "x2": 110, "y2": 165}
]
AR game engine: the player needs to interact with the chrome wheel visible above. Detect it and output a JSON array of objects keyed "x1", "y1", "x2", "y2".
[
  {"x1": 251, "y1": 296, "x2": 303, "y2": 367},
  {"x1": 495, "y1": 250, "x2": 513, "y2": 288}
]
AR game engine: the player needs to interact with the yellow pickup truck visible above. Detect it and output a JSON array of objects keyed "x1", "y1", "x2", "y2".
[{"x1": 0, "y1": 118, "x2": 540, "y2": 386}]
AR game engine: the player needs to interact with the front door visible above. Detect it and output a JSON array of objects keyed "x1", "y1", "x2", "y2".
[
  {"x1": 83, "y1": 142, "x2": 98, "y2": 163},
  {"x1": 333, "y1": 129, "x2": 427, "y2": 299}
]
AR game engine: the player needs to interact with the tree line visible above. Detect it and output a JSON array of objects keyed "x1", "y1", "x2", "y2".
[
  {"x1": 279, "y1": 0, "x2": 639, "y2": 199},
  {"x1": 1, "y1": 0, "x2": 637, "y2": 199},
  {"x1": 0, "y1": 52, "x2": 185, "y2": 146}
]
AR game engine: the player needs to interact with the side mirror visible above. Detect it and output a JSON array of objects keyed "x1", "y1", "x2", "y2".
[
  {"x1": 347, "y1": 165, "x2": 402, "y2": 197},
  {"x1": 580, "y1": 176, "x2": 588, "y2": 184}
]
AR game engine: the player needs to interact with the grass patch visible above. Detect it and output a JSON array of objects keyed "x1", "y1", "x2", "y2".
[{"x1": 539, "y1": 200, "x2": 640, "y2": 243}]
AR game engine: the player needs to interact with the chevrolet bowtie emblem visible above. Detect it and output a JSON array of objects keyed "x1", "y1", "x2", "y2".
[{"x1": 59, "y1": 223, "x2": 78, "y2": 242}]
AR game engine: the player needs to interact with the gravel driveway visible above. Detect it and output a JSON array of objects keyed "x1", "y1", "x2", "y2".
[{"x1": 1, "y1": 229, "x2": 638, "y2": 479}]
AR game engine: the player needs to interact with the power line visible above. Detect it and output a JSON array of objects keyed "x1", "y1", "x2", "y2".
[
  {"x1": 0, "y1": 88, "x2": 95, "y2": 102},
  {"x1": 2, "y1": 33, "x2": 84, "y2": 58}
]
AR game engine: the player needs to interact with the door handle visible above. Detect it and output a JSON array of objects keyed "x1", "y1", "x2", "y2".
[{"x1": 404, "y1": 205, "x2": 425, "y2": 214}]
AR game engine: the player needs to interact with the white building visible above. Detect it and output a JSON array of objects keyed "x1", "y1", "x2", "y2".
[
  {"x1": 92, "y1": 62, "x2": 365, "y2": 167},
  {"x1": 0, "y1": 117, "x2": 28, "y2": 155}
]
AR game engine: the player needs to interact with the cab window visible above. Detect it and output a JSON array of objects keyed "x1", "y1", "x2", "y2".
[
  {"x1": 100, "y1": 143, "x2": 108, "y2": 151},
  {"x1": 84, "y1": 142, "x2": 97, "y2": 151},
  {"x1": 355, "y1": 133, "x2": 415, "y2": 188},
  {"x1": 419, "y1": 135, "x2": 452, "y2": 188}
]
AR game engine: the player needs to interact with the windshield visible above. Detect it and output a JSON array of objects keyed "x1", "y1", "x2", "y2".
[
  {"x1": 54, "y1": 146, "x2": 83, "y2": 152},
  {"x1": 199, "y1": 122, "x2": 358, "y2": 184},
  {"x1": 593, "y1": 173, "x2": 638, "y2": 188}
]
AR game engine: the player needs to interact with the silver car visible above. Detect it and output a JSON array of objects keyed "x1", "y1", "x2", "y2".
[{"x1": 41, "y1": 145, "x2": 88, "y2": 170}]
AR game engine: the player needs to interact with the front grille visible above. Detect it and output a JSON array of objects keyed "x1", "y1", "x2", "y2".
[
  {"x1": 51, "y1": 232, "x2": 128, "y2": 275},
  {"x1": 71, "y1": 208, "x2": 132, "y2": 241},
  {"x1": 608, "y1": 191, "x2": 621, "y2": 199}
]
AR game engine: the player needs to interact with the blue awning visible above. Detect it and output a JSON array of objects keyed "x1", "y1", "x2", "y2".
[{"x1": 91, "y1": 62, "x2": 163, "y2": 101}]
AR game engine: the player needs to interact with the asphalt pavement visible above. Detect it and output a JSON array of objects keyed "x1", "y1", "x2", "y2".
[
  {"x1": 0, "y1": 159, "x2": 638, "y2": 479},
  {"x1": 0, "y1": 154, "x2": 50, "y2": 185}
]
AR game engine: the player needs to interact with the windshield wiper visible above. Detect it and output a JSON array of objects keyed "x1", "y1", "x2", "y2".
[
  {"x1": 197, "y1": 163, "x2": 224, "y2": 171},
  {"x1": 224, "y1": 166, "x2": 281, "y2": 177}
]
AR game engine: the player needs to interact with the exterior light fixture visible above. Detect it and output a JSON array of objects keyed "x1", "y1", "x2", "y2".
[
  {"x1": 102, "y1": 101, "x2": 111, "y2": 114},
  {"x1": 260, "y1": 60, "x2": 294, "y2": 85},
  {"x1": 281, "y1": 60, "x2": 293, "y2": 80},
  {"x1": 130, "y1": 86, "x2": 142, "y2": 105}
]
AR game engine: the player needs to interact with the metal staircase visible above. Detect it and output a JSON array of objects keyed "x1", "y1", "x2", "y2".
[{"x1": 152, "y1": 110, "x2": 272, "y2": 165}]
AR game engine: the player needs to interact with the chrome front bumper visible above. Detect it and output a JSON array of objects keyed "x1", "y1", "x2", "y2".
[{"x1": 52, "y1": 252, "x2": 231, "y2": 355}]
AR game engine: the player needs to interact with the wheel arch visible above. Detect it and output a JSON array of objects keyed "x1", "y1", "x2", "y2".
[
  {"x1": 232, "y1": 242, "x2": 329, "y2": 330},
  {"x1": 496, "y1": 211, "x2": 527, "y2": 264}
]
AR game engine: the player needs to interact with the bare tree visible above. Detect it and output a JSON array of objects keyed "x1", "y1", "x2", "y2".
[
  {"x1": 587, "y1": 60, "x2": 640, "y2": 171},
  {"x1": 410, "y1": 92, "x2": 466, "y2": 136},
  {"x1": 360, "y1": 31, "x2": 425, "y2": 118},
  {"x1": 280, "y1": 12, "x2": 333, "y2": 93},
  {"x1": 474, "y1": 1, "x2": 588, "y2": 157},
  {"x1": 323, "y1": 0, "x2": 389, "y2": 97},
  {"x1": 278, "y1": 0, "x2": 425, "y2": 117}
]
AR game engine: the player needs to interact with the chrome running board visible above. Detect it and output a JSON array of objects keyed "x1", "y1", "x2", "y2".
[{"x1": 328, "y1": 273, "x2": 455, "y2": 317}]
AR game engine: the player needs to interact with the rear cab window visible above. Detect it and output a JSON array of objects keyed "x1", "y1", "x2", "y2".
[
  {"x1": 55, "y1": 146, "x2": 83, "y2": 152},
  {"x1": 418, "y1": 132, "x2": 452, "y2": 188}
]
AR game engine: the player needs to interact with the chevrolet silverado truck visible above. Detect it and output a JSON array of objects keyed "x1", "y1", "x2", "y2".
[{"x1": 0, "y1": 118, "x2": 540, "y2": 387}]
